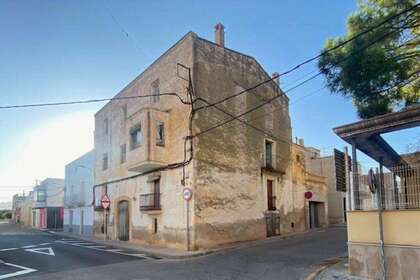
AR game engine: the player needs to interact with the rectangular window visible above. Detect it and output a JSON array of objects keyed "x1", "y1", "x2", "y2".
[
  {"x1": 130, "y1": 124, "x2": 143, "y2": 150},
  {"x1": 120, "y1": 144, "x2": 127, "y2": 164},
  {"x1": 265, "y1": 140, "x2": 273, "y2": 168},
  {"x1": 122, "y1": 104, "x2": 127, "y2": 120},
  {"x1": 37, "y1": 189, "x2": 46, "y2": 202},
  {"x1": 102, "y1": 153, "x2": 108, "y2": 170},
  {"x1": 104, "y1": 118, "x2": 109, "y2": 135},
  {"x1": 151, "y1": 80, "x2": 160, "y2": 103},
  {"x1": 156, "y1": 122, "x2": 165, "y2": 146}
]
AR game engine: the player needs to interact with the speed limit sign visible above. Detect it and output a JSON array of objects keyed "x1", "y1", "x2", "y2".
[{"x1": 183, "y1": 188, "x2": 192, "y2": 201}]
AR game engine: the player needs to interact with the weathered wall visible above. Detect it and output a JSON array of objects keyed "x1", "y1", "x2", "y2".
[
  {"x1": 94, "y1": 32, "x2": 195, "y2": 249},
  {"x1": 349, "y1": 243, "x2": 420, "y2": 280},
  {"x1": 191, "y1": 37, "x2": 292, "y2": 248}
]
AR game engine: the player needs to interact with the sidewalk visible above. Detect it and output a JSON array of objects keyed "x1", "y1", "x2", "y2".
[
  {"x1": 48, "y1": 230, "x2": 212, "y2": 259},
  {"x1": 313, "y1": 258, "x2": 369, "y2": 280}
]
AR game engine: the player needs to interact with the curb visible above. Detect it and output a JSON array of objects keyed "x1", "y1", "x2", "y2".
[
  {"x1": 305, "y1": 257, "x2": 345, "y2": 280},
  {"x1": 47, "y1": 230, "x2": 212, "y2": 260}
]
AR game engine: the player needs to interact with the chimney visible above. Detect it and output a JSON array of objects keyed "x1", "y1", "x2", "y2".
[
  {"x1": 214, "y1": 23, "x2": 225, "y2": 47},
  {"x1": 272, "y1": 72, "x2": 280, "y2": 85}
]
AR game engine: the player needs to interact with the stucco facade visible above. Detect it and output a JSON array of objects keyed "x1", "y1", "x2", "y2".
[
  {"x1": 94, "y1": 26, "x2": 328, "y2": 250},
  {"x1": 64, "y1": 150, "x2": 95, "y2": 236}
]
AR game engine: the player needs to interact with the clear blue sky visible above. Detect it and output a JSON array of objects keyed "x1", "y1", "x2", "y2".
[{"x1": 0, "y1": 0, "x2": 418, "y2": 201}]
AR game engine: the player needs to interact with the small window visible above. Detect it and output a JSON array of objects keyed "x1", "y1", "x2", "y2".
[
  {"x1": 122, "y1": 104, "x2": 128, "y2": 121},
  {"x1": 153, "y1": 218, "x2": 158, "y2": 234},
  {"x1": 265, "y1": 140, "x2": 273, "y2": 168},
  {"x1": 130, "y1": 124, "x2": 143, "y2": 150},
  {"x1": 104, "y1": 118, "x2": 109, "y2": 135},
  {"x1": 156, "y1": 122, "x2": 165, "y2": 146},
  {"x1": 102, "y1": 153, "x2": 108, "y2": 170},
  {"x1": 151, "y1": 80, "x2": 160, "y2": 103},
  {"x1": 120, "y1": 144, "x2": 127, "y2": 164}
]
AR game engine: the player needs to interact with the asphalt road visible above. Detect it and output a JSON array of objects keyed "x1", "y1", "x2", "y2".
[{"x1": 0, "y1": 223, "x2": 347, "y2": 280}]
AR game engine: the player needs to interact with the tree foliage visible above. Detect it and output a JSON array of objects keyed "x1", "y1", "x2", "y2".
[{"x1": 318, "y1": 0, "x2": 419, "y2": 119}]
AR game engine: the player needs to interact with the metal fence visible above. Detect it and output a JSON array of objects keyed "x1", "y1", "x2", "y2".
[{"x1": 352, "y1": 163, "x2": 420, "y2": 211}]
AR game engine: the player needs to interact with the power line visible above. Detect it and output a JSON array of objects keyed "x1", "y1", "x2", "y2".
[
  {"x1": 195, "y1": 3, "x2": 419, "y2": 112},
  {"x1": 0, "y1": 92, "x2": 190, "y2": 109},
  {"x1": 193, "y1": 22, "x2": 417, "y2": 138}
]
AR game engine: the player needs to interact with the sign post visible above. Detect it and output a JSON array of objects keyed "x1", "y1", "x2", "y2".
[
  {"x1": 183, "y1": 188, "x2": 192, "y2": 251},
  {"x1": 101, "y1": 194, "x2": 110, "y2": 241}
]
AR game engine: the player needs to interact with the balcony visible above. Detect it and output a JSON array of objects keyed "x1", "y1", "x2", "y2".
[{"x1": 139, "y1": 193, "x2": 161, "y2": 211}]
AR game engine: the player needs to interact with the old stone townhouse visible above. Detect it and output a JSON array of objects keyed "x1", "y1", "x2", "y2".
[{"x1": 93, "y1": 24, "x2": 327, "y2": 250}]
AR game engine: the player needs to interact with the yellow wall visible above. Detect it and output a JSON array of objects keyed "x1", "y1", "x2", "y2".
[{"x1": 347, "y1": 210, "x2": 420, "y2": 246}]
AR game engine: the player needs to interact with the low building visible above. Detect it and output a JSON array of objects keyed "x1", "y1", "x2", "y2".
[
  {"x1": 11, "y1": 193, "x2": 26, "y2": 223},
  {"x1": 32, "y1": 178, "x2": 64, "y2": 230},
  {"x1": 305, "y1": 146, "x2": 347, "y2": 224},
  {"x1": 334, "y1": 105, "x2": 420, "y2": 280},
  {"x1": 63, "y1": 151, "x2": 95, "y2": 236}
]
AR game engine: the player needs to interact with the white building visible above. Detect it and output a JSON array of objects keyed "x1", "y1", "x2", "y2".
[
  {"x1": 63, "y1": 150, "x2": 95, "y2": 236},
  {"x1": 32, "y1": 178, "x2": 65, "y2": 229}
]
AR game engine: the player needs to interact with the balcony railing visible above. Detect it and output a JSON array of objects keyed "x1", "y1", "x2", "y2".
[{"x1": 139, "y1": 193, "x2": 161, "y2": 211}]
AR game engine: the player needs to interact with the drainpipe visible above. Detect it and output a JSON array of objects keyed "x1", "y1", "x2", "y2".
[{"x1": 377, "y1": 163, "x2": 386, "y2": 280}]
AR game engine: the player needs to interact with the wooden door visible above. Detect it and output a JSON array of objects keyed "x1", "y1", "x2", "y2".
[{"x1": 118, "y1": 201, "x2": 129, "y2": 241}]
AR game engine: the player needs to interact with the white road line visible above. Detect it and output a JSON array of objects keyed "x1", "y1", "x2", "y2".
[
  {"x1": 0, "y1": 263, "x2": 37, "y2": 279},
  {"x1": 0, "y1": 248, "x2": 18, "y2": 252},
  {"x1": 71, "y1": 243, "x2": 96, "y2": 246},
  {"x1": 21, "y1": 245, "x2": 37, "y2": 249},
  {"x1": 38, "y1": 243, "x2": 51, "y2": 246},
  {"x1": 85, "y1": 245, "x2": 107, "y2": 249}
]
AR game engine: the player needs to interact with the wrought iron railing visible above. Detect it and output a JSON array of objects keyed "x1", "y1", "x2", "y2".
[{"x1": 139, "y1": 193, "x2": 161, "y2": 211}]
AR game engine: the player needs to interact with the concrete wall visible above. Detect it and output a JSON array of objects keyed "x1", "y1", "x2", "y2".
[
  {"x1": 63, "y1": 206, "x2": 94, "y2": 236},
  {"x1": 347, "y1": 210, "x2": 420, "y2": 279}
]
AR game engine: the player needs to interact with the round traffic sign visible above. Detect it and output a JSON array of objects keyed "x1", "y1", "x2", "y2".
[
  {"x1": 304, "y1": 191, "x2": 313, "y2": 199},
  {"x1": 183, "y1": 188, "x2": 192, "y2": 201},
  {"x1": 101, "y1": 194, "x2": 110, "y2": 209}
]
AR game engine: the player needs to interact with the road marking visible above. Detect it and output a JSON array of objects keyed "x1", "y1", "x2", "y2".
[
  {"x1": 25, "y1": 247, "x2": 55, "y2": 256},
  {"x1": 105, "y1": 249, "x2": 124, "y2": 252},
  {"x1": 21, "y1": 245, "x2": 37, "y2": 248},
  {"x1": 0, "y1": 248, "x2": 18, "y2": 252},
  {"x1": 0, "y1": 263, "x2": 37, "y2": 279},
  {"x1": 38, "y1": 243, "x2": 51, "y2": 246},
  {"x1": 85, "y1": 245, "x2": 107, "y2": 249}
]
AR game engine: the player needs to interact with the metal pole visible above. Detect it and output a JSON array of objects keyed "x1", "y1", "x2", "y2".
[
  {"x1": 344, "y1": 146, "x2": 352, "y2": 212},
  {"x1": 104, "y1": 208, "x2": 108, "y2": 241},
  {"x1": 351, "y1": 141, "x2": 360, "y2": 210},
  {"x1": 376, "y1": 165, "x2": 386, "y2": 280},
  {"x1": 186, "y1": 200, "x2": 190, "y2": 251}
]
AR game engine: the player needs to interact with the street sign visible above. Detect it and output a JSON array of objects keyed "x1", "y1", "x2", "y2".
[
  {"x1": 304, "y1": 191, "x2": 313, "y2": 199},
  {"x1": 101, "y1": 194, "x2": 110, "y2": 209},
  {"x1": 183, "y1": 188, "x2": 192, "y2": 201}
]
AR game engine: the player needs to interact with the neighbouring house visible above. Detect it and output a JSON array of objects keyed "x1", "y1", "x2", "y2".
[
  {"x1": 63, "y1": 150, "x2": 95, "y2": 236},
  {"x1": 93, "y1": 23, "x2": 327, "y2": 250},
  {"x1": 334, "y1": 105, "x2": 420, "y2": 280},
  {"x1": 12, "y1": 193, "x2": 26, "y2": 223},
  {"x1": 304, "y1": 145, "x2": 348, "y2": 224},
  {"x1": 32, "y1": 178, "x2": 64, "y2": 230}
]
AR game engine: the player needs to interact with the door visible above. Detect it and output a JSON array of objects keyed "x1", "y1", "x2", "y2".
[
  {"x1": 265, "y1": 212, "x2": 280, "y2": 237},
  {"x1": 118, "y1": 201, "x2": 129, "y2": 241},
  {"x1": 309, "y1": 202, "x2": 319, "y2": 229},
  {"x1": 69, "y1": 210, "x2": 73, "y2": 232},
  {"x1": 267, "y1": 180, "x2": 275, "y2": 210},
  {"x1": 80, "y1": 210, "x2": 84, "y2": 235}
]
